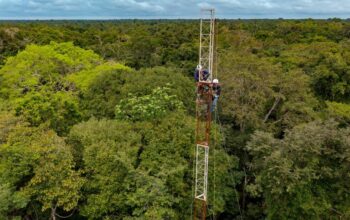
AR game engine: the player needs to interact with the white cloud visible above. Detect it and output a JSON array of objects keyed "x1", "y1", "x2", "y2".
[
  {"x1": 1, "y1": 0, "x2": 350, "y2": 19},
  {"x1": 197, "y1": 2, "x2": 212, "y2": 9},
  {"x1": 118, "y1": 0, "x2": 163, "y2": 11}
]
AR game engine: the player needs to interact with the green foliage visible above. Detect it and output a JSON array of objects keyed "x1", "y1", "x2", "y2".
[
  {"x1": 1, "y1": 20, "x2": 350, "y2": 219},
  {"x1": 0, "y1": 42, "x2": 94, "y2": 134},
  {"x1": 115, "y1": 86, "x2": 184, "y2": 121},
  {"x1": 326, "y1": 101, "x2": 350, "y2": 124},
  {"x1": 0, "y1": 42, "x2": 101, "y2": 99},
  {"x1": 67, "y1": 62, "x2": 131, "y2": 91},
  {"x1": 82, "y1": 66, "x2": 193, "y2": 119},
  {"x1": 68, "y1": 111, "x2": 240, "y2": 219},
  {"x1": 14, "y1": 91, "x2": 81, "y2": 135},
  {"x1": 220, "y1": 52, "x2": 278, "y2": 131},
  {"x1": 0, "y1": 21, "x2": 199, "y2": 71},
  {"x1": 79, "y1": 67, "x2": 132, "y2": 119},
  {"x1": 0, "y1": 42, "x2": 121, "y2": 134},
  {"x1": 220, "y1": 51, "x2": 317, "y2": 134},
  {"x1": 69, "y1": 113, "x2": 193, "y2": 219},
  {"x1": 0, "y1": 98, "x2": 10, "y2": 111},
  {"x1": 0, "y1": 122, "x2": 83, "y2": 218},
  {"x1": 0, "y1": 111, "x2": 22, "y2": 144},
  {"x1": 279, "y1": 41, "x2": 350, "y2": 102},
  {"x1": 207, "y1": 146, "x2": 242, "y2": 216},
  {"x1": 247, "y1": 120, "x2": 350, "y2": 219}
]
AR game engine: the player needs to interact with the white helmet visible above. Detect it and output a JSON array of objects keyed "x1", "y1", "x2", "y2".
[
  {"x1": 213, "y1": 79, "x2": 219, "y2": 83},
  {"x1": 196, "y1": 64, "x2": 202, "y2": 70}
]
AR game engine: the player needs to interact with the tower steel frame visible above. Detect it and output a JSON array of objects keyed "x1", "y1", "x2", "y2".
[{"x1": 193, "y1": 8, "x2": 215, "y2": 220}]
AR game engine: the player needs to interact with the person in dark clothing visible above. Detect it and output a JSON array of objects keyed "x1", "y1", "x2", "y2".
[
  {"x1": 194, "y1": 65, "x2": 210, "y2": 82},
  {"x1": 194, "y1": 69, "x2": 200, "y2": 82},
  {"x1": 201, "y1": 69, "x2": 209, "y2": 81},
  {"x1": 211, "y1": 78, "x2": 221, "y2": 112}
]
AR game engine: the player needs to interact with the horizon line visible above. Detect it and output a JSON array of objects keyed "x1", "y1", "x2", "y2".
[{"x1": 0, "y1": 17, "x2": 349, "y2": 21}]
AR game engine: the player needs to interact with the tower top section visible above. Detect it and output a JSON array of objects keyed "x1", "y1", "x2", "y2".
[{"x1": 198, "y1": 8, "x2": 215, "y2": 83}]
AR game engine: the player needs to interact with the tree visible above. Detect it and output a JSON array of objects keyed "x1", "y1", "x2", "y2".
[
  {"x1": 69, "y1": 118, "x2": 143, "y2": 219},
  {"x1": 279, "y1": 41, "x2": 350, "y2": 102},
  {"x1": 326, "y1": 101, "x2": 350, "y2": 125},
  {"x1": 115, "y1": 86, "x2": 183, "y2": 121},
  {"x1": 66, "y1": 62, "x2": 131, "y2": 92},
  {"x1": 0, "y1": 42, "x2": 94, "y2": 132},
  {"x1": 82, "y1": 66, "x2": 194, "y2": 119},
  {"x1": 220, "y1": 51, "x2": 317, "y2": 134},
  {"x1": 3, "y1": 19, "x2": 350, "y2": 220},
  {"x1": 247, "y1": 120, "x2": 350, "y2": 219},
  {"x1": 69, "y1": 108, "x2": 239, "y2": 219},
  {"x1": 79, "y1": 67, "x2": 133, "y2": 119},
  {"x1": 0, "y1": 111, "x2": 22, "y2": 144},
  {"x1": 0, "y1": 123, "x2": 83, "y2": 219},
  {"x1": 69, "y1": 113, "x2": 194, "y2": 219},
  {"x1": 14, "y1": 91, "x2": 81, "y2": 135},
  {"x1": 0, "y1": 42, "x2": 101, "y2": 99},
  {"x1": 0, "y1": 42, "x2": 114, "y2": 134}
]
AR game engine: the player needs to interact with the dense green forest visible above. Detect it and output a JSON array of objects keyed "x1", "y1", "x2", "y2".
[{"x1": 0, "y1": 19, "x2": 350, "y2": 219}]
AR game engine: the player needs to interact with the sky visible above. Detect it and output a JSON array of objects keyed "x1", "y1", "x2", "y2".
[{"x1": 1, "y1": 0, "x2": 350, "y2": 19}]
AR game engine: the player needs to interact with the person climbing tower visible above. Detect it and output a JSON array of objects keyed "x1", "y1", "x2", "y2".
[
  {"x1": 194, "y1": 64, "x2": 209, "y2": 82},
  {"x1": 211, "y1": 78, "x2": 221, "y2": 112}
]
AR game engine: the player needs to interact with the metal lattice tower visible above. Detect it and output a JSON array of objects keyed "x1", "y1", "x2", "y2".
[
  {"x1": 198, "y1": 9, "x2": 215, "y2": 82},
  {"x1": 193, "y1": 8, "x2": 215, "y2": 220}
]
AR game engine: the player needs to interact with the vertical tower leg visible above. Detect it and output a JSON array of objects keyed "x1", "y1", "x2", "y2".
[{"x1": 194, "y1": 198, "x2": 207, "y2": 220}]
